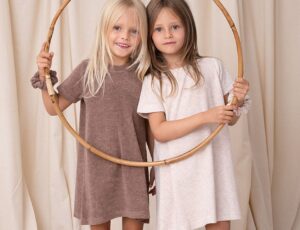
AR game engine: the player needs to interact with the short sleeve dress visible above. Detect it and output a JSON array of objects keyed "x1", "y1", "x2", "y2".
[
  {"x1": 57, "y1": 60, "x2": 149, "y2": 225},
  {"x1": 137, "y1": 58, "x2": 241, "y2": 229}
]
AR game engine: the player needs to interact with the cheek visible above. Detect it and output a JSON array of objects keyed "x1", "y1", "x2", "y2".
[
  {"x1": 151, "y1": 34, "x2": 159, "y2": 46},
  {"x1": 108, "y1": 31, "x2": 116, "y2": 42},
  {"x1": 133, "y1": 36, "x2": 141, "y2": 47},
  {"x1": 178, "y1": 32, "x2": 186, "y2": 46}
]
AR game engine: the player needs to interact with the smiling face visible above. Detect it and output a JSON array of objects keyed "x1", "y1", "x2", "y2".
[
  {"x1": 151, "y1": 8, "x2": 185, "y2": 66},
  {"x1": 108, "y1": 7, "x2": 141, "y2": 65}
]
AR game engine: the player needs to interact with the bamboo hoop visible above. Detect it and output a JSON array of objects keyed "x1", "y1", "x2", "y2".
[{"x1": 44, "y1": 0, "x2": 244, "y2": 167}]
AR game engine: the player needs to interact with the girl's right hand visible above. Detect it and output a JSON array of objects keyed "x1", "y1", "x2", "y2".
[
  {"x1": 205, "y1": 104, "x2": 237, "y2": 124},
  {"x1": 36, "y1": 42, "x2": 54, "y2": 79}
]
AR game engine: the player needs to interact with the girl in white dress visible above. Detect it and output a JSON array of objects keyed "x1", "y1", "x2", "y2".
[{"x1": 137, "y1": 0, "x2": 250, "y2": 229}]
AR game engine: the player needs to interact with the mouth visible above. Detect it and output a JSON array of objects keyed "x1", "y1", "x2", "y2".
[
  {"x1": 116, "y1": 42, "x2": 130, "y2": 48},
  {"x1": 163, "y1": 41, "x2": 176, "y2": 45}
]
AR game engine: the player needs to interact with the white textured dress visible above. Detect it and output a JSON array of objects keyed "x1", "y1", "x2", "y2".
[{"x1": 137, "y1": 58, "x2": 241, "y2": 229}]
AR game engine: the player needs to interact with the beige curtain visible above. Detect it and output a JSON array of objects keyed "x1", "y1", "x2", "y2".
[{"x1": 0, "y1": 0, "x2": 299, "y2": 229}]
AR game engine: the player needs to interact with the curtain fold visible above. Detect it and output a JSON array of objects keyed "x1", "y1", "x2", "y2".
[
  {"x1": 272, "y1": 1, "x2": 300, "y2": 230},
  {"x1": 237, "y1": 0, "x2": 275, "y2": 229},
  {"x1": 0, "y1": 1, "x2": 37, "y2": 230}
]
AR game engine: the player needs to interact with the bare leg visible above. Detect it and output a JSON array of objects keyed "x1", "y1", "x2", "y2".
[
  {"x1": 122, "y1": 217, "x2": 144, "y2": 230},
  {"x1": 91, "y1": 221, "x2": 111, "y2": 230},
  {"x1": 206, "y1": 221, "x2": 230, "y2": 230}
]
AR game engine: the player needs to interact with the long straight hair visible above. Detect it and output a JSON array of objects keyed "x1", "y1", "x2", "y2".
[
  {"x1": 146, "y1": 0, "x2": 202, "y2": 97},
  {"x1": 84, "y1": 0, "x2": 150, "y2": 96}
]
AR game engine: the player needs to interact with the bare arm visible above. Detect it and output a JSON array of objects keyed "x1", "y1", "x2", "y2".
[
  {"x1": 36, "y1": 42, "x2": 72, "y2": 115},
  {"x1": 148, "y1": 104, "x2": 236, "y2": 143},
  {"x1": 40, "y1": 89, "x2": 72, "y2": 116}
]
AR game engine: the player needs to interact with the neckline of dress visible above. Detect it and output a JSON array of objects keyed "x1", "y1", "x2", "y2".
[{"x1": 108, "y1": 63, "x2": 132, "y2": 72}]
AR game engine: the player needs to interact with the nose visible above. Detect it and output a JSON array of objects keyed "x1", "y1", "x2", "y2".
[
  {"x1": 121, "y1": 31, "x2": 129, "y2": 41},
  {"x1": 165, "y1": 28, "x2": 173, "y2": 39}
]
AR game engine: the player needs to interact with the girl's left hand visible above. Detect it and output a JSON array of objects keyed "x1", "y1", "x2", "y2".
[
  {"x1": 148, "y1": 167, "x2": 156, "y2": 196},
  {"x1": 233, "y1": 79, "x2": 250, "y2": 106}
]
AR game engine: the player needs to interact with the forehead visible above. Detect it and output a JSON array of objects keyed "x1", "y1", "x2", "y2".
[
  {"x1": 114, "y1": 7, "x2": 139, "y2": 27},
  {"x1": 154, "y1": 8, "x2": 181, "y2": 25}
]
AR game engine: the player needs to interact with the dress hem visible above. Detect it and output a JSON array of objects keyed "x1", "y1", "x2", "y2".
[
  {"x1": 190, "y1": 214, "x2": 241, "y2": 229},
  {"x1": 75, "y1": 210, "x2": 150, "y2": 225}
]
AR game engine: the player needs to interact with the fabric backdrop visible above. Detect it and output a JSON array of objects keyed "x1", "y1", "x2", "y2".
[{"x1": 0, "y1": 0, "x2": 299, "y2": 229}]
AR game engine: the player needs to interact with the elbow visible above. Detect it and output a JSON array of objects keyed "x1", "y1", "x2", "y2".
[
  {"x1": 155, "y1": 136, "x2": 169, "y2": 143},
  {"x1": 46, "y1": 109, "x2": 57, "y2": 116},
  {"x1": 152, "y1": 131, "x2": 171, "y2": 143},
  {"x1": 150, "y1": 122, "x2": 175, "y2": 143}
]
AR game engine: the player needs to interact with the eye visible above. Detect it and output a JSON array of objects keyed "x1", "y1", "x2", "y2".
[
  {"x1": 154, "y1": 27, "x2": 163, "y2": 32},
  {"x1": 130, "y1": 29, "x2": 139, "y2": 35},
  {"x1": 171, "y1": 25, "x2": 180, "y2": 30},
  {"x1": 113, "y1": 25, "x2": 121, "y2": 31}
]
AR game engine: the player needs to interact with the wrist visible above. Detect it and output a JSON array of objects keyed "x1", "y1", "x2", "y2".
[
  {"x1": 199, "y1": 111, "x2": 211, "y2": 125},
  {"x1": 237, "y1": 99, "x2": 244, "y2": 107},
  {"x1": 233, "y1": 95, "x2": 251, "y2": 116},
  {"x1": 39, "y1": 75, "x2": 46, "y2": 81},
  {"x1": 31, "y1": 70, "x2": 58, "y2": 90}
]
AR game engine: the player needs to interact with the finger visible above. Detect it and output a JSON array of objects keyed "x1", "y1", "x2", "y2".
[
  {"x1": 37, "y1": 58, "x2": 52, "y2": 67},
  {"x1": 40, "y1": 51, "x2": 52, "y2": 59},
  {"x1": 37, "y1": 55, "x2": 51, "y2": 62},
  {"x1": 149, "y1": 187, "x2": 156, "y2": 195},
  {"x1": 149, "y1": 180, "x2": 154, "y2": 187},
  {"x1": 224, "y1": 110, "x2": 234, "y2": 116},
  {"x1": 37, "y1": 63, "x2": 52, "y2": 70},
  {"x1": 38, "y1": 63, "x2": 51, "y2": 68},
  {"x1": 235, "y1": 79, "x2": 249, "y2": 85},
  {"x1": 221, "y1": 112, "x2": 234, "y2": 121},
  {"x1": 37, "y1": 59, "x2": 51, "y2": 67},
  {"x1": 152, "y1": 187, "x2": 156, "y2": 195},
  {"x1": 234, "y1": 85, "x2": 248, "y2": 93},
  {"x1": 225, "y1": 104, "x2": 236, "y2": 111},
  {"x1": 37, "y1": 57, "x2": 51, "y2": 65},
  {"x1": 221, "y1": 116, "x2": 233, "y2": 124},
  {"x1": 37, "y1": 54, "x2": 51, "y2": 63},
  {"x1": 234, "y1": 88, "x2": 248, "y2": 96},
  {"x1": 37, "y1": 53, "x2": 52, "y2": 61},
  {"x1": 234, "y1": 82, "x2": 249, "y2": 92},
  {"x1": 234, "y1": 79, "x2": 249, "y2": 86}
]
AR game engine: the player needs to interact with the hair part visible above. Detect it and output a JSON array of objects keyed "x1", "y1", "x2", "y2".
[
  {"x1": 146, "y1": 0, "x2": 202, "y2": 98},
  {"x1": 84, "y1": 0, "x2": 150, "y2": 96}
]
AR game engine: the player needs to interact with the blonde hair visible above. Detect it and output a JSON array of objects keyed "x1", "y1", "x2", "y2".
[
  {"x1": 146, "y1": 0, "x2": 202, "y2": 97},
  {"x1": 84, "y1": 0, "x2": 150, "y2": 96}
]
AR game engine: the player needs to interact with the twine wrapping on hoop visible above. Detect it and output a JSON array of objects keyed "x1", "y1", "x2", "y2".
[{"x1": 43, "y1": 0, "x2": 244, "y2": 167}]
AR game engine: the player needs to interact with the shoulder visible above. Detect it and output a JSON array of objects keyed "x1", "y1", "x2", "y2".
[
  {"x1": 142, "y1": 73, "x2": 154, "y2": 83},
  {"x1": 78, "y1": 59, "x2": 89, "y2": 71},
  {"x1": 68, "y1": 59, "x2": 89, "y2": 77},
  {"x1": 197, "y1": 57, "x2": 227, "y2": 76},
  {"x1": 81, "y1": 58, "x2": 89, "y2": 65},
  {"x1": 197, "y1": 57, "x2": 223, "y2": 69},
  {"x1": 140, "y1": 73, "x2": 162, "y2": 93},
  {"x1": 62, "y1": 59, "x2": 89, "y2": 84},
  {"x1": 142, "y1": 73, "x2": 162, "y2": 87}
]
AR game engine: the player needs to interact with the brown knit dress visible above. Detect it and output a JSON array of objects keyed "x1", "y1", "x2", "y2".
[{"x1": 57, "y1": 60, "x2": 149, "y2": 225}]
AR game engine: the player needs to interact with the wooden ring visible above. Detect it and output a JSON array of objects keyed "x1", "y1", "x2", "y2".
[{"x1": 44, "y1": 0, "x2": 243, "y2": 167}]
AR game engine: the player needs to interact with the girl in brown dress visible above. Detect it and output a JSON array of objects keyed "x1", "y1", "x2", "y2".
[{"x1": 31, "y1": 0, "x2": 152, "y2": 229}]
